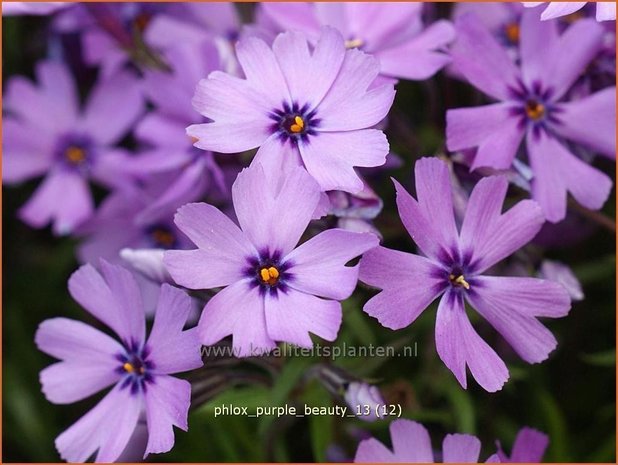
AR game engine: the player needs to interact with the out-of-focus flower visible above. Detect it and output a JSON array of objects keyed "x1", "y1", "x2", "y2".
[
  {"x1": 354, "y1": 419, "x2": 487, "y2": 462},
  {"x1": 344, "y1": 382, "x2": 385, "y2": 422},
  {"x1": 164, "y1": 163, "x2": 378, "y2": 356},
  {"x1": 447, "y1": 12, "x2": 615, "y2": 222},
  {"x1": 3, "y1": 61, "x2": 143, "y2": 235},
  {"x1": 130, "y1": 40, "x2": 226, "y2": 209},
  {"x1": 188, "y1": 27, "x2": 395, "y2": 194},
  {"x1": 523, "y1": 2, "x2": 616, "y2": 22},
  {"x1": 77, "y1": 179, "x2": 195, "y2": 265},
  {"x1": 35, "y1": 260, "x2": 203, "y2": 462},
  {"x1": 495, "y1": 427, "x2": 549, "y2": 462},
  {"x1": 360, "y1": 158, "x2": 571, "y2": 392},
  {"x1": 120, "y1": 248, "x2": 172, "y2": 284},
  {"x1": 2, "y1": 2, "x2": 71, "y2": 16},
  {"x1": 539, "y1": 259, "x2": 585, "y2": 301},
  {"x1": 452, "y1": 3, "x2": 524, "y2": 49},
  {"x1": 257, "y1": 2, "x2": 455, "y2": 81}
]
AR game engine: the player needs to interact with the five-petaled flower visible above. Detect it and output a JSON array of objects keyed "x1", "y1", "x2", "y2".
[
  {"x1": 35, "y1": 260, "x2": 203, "y2": 462},
  {"x1": 164, "y1": 163, "x2": 378, "y2": 356},
  {"x1": 187, "y1": 26, "x2": 395, "y2": 194},
  {"x1": 447, "y1": 11, "x2": 616, "y2": 222},
  {"x1": 359, "y1": 158, "x2": 571, "y2": 392}
]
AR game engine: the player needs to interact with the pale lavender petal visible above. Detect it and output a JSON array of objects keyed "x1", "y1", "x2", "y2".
[
  {"x1": 251, "y1": 133, "x2": 304, "y2": 181},
  {"x1": 442, "y1": 434, "x2": 481, "y2": 463},
  {"x1": 377, "y1": 20, "x2": 455, "y2": 80},
  {"x1": 519, "y1": 9, "x2": 559, "y2": 87},
  {"x1": 2, "y1": 118, "x2": 55, "y2": 184},
  {"x1": 467, "y1": 276, "x2": 570, "y2": 363},
  {"x1": 68, "y1": 262, "x2": 143, "y2": 346},
  {"x1": 527, "y1": 131, "x2": 613, "y2": 223},
  {"x1": 55, "y1": 384, "x2": 141, "y2": 463},
  {"x1": 502, "y1": 427, "x2": 549, "y2": 462},
  {"x1": 236, "y1": 35, "x2": 290, "y2": 107},
  {"x1": 100, "y1": 259, "x2": 146, "y2": 344},
  {"x1": 546, "y1": 18, "x2": 604, "y2": 100},
  {"x1": 40, "y1": 361, "x2": 120, "y2": 405},
  {"x1": 135, "y1": 113, "x2": 192, "y2": 152},
  {"x1": 144, "y1": 375, "x2": 191, "y2": 456},
  {"x1": 553, "y1": 87, "x2": 616, "y2": 159},
  {"x1": 300, "y1": 129, "x2": 388, "y2": 193},
  {"x1": 264, "y1": 289, "x2": 341, "y2": 348},
  {"x1": 435, "y1": 290, "x2": 509, "y2": 392},
  {"x1": 284, "y1": 229, "x2": 378, "y2": 300},
  {"x1": 147, "y1": 284, "x2": 203, "y2": 374},
  {"x1": 390, "y1": 419, "x2": 434, "y2": 462},
  {"x1": 596, "y1": 2, "x2": 616, "y2": 20},
  {"x1": 198, "y1": 280, "x2": 276, "y2": 357},
  {"x1": 532, "y1": 2, "x2": 586, "y2": 20},
  {"x1": 81, "y1": 70, "x2": 144, "y2": 145},
  {"x1": 539, "y1": 260, "x2": 584, "y2": 301},
  {"x1": 232, "y1": 164, "x2": 321, "y2": 255},
  {"x1": 452, "y1": 13, "x2": 521, "y2": 100},
  {"x1": 393, "y1": 158, "x2": 458, "y2": 262},
  {"x1": 359, "y1": 246, "x2": 444, "y2": 330},
  {"x1": 354, "y1": 438, "x2": 397, "y2": 463},
  {"x1": 447, "y1": 103, "x2": 525, "y2": 170},
  {"x1": 120, "y1": 248, "x2": 172, "y2": 284},
  {"x1": 272, "y1": 27, "x2": 345, "y2": 109},
  {"x1": 18, "y1": 169, "x2": 93, "y2": 235},
  {"x1": 261, "y1": 2, "x2": 322, "y2": 38},
  {"x1": 460, "y1": 175, "x2": 544, "y2": 273}
]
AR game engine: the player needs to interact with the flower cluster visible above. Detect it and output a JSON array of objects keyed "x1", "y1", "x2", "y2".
[{"x1": 3, "y1": 2, "x2": 615, "y2": 463}]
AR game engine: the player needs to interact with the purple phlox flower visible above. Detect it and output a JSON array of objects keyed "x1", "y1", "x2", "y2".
[
  {"x1": 354, "y1": 419, "x2": 486, "y2": 463},
  {"x1": 164, "y1": 163, "x2": 379, "y2": 356},
  {"x1": 77, "y1": 178, "x2": 195, "y2": 265},
  {"x1": 144, "y1": 3, "x2": 242, "y2": 75},
  {"x1": 539, "y1": 259, "x2": 584, "y2": 301},
  {"x1": 3, "y1": 61, "x2": 143, "y2": 235},
  {"x1": 446, "y1": 11, "x2": 615, "y2": 223},
  {"x1": 359, "y1": 158, "x2": 571, "y2": 392},
  {"x1": 344, "y1": 381, "x2": 385, "y2": 422},
  {"x1": 53, "y1": 3, "x2": 173, "y2": 77},
  {"x1": 35, "y1": 260, "x2": 203, "y2": 462},
  {"x1": 495, "y1": 426, "x2": 549, "y2": 462},
  {"x1": 2, "y1": 2, "x2": 71, "y2": 15},
  {"x1": 187, "y1": 26, "x2": 395, "y2": 194},
  {"x1": 130, "y1": 40, "x2": 226, "y2": 206},
  {"x1": 257, "y1": 2, "x2": 455, "y2": 81},
  {"x1": 523, "y1": 2, "x2": 616, "y2": 21}
]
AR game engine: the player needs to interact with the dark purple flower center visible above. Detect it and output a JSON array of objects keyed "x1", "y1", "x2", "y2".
[
  {"x1": 56, "y1": 133, "x2": 96, "y2": 173},
  {"x1": 245, "y1": 250, "x2": 293, "y2": 296},
  {"x1": 116, "y1": 341, "x2": 154, "y2": 395},
  {"x1": 508, "y1": 80, "x2": 562, "y2": 136},
  {"x1": 146, "y1": 224, "x2": 177, "y2": 249},
  {"x1": 269, "y1": 101, "x2": 320, "y2": 145},
  {"x1": 503, "y1": 22, "x2": 520, "y2": 45}
]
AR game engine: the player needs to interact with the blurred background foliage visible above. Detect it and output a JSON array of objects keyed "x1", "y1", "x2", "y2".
[{"x1": 3, "y1": 3, "x2": 616, "y2": 463}]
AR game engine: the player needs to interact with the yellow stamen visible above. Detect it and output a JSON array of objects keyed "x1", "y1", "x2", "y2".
[
  {"x1": 65, "y1": 146, "x2": 86, "y2": 164},
  {"x1": 449, "y1": 274, "x2": 471, "y2": 290},
  {"x1": 259, "y1": 266, "x2": 280, "y2": 286},
  {"x1": 525, "y1": 100, "x2": 545, "y2": 121},
  {"x1": 345, "y1": 38, "x2": 364, "y2": 49},
  {"x1": 290, "y1": 116, "x2": 305, "y2": 133},
  {"x1": 123, "y1": 362, "x2": 134, "y2": 373},
  {"x1": 504, "y1": 23, "x2": 520, "y2": 44}
]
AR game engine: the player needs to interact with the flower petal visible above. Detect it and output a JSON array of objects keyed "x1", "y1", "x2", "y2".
[
  {"x1": 284, "y1": 229, "x2": 378, "y2": 300},
  {"x1": 467, "y1": 276, "x2": 570, "y2": 363},
  {"x1": 502, "y1": 427, "x2": 549, "y2": 462},
  {"x1": 2, "y1": 118, "x2": 55, "y2": 184},
  {"x1": 55, "y1": 383, "x2": 141, "y2": 463},
  {"x1": 519, "y1": 9, "x2": 559, "y2": 87},
  {"x1": 442, "y1": 434, "x2": 481, "y2": 463},
  {"x1": 40, "y1": 361, "x2": 120, "y2": 404},
  {"x1": 435, "y1": 291, "x2": 509, "y2": 392},
  {"x1": 198, "y1": 280, "x2": 275, "y2": 357},
  {"x1": 146, "y1": 284, "x2": 203, "y2": 374},
  {"x1": 460, "y1": 175, "x2": 544, "y2": 273},
  {"x1": 299, "y1": 129, "x2": 388, "y2": 193},
  {"x1": 360, "y1": 246, "x2": 445, "y2": 330},
  {"x1": 390, "y1": 419, "x2": 434, "y2": 462},
  {"x1": 354, "y1": 438, "x2": 397, "y2": 463},
  {"x1": 81, "y1": 70, "x2": 144, "y2": 145},
  {"x1": 553, "y1": 87, "x2": 616, "y2": 159},
  {"x1": 264, "y1": 289, "x2": 342, "y2": 348},
  {"x1": 527, "y1": 131, "x2": 613, "y2": 223},
  {"x1": 233, "y1": 163, "x2": 321, "y2": 256},
  {"x1": 452, "y1": 13, "x2": 520, "y2": 100},
  {"x1": 144, "y1": 375, "x2": 191, "y2": 456}
]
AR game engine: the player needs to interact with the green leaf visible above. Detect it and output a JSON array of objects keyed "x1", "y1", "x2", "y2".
[{"x1": 580, "y1": 350, "x2": 616, "y2": 367}]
